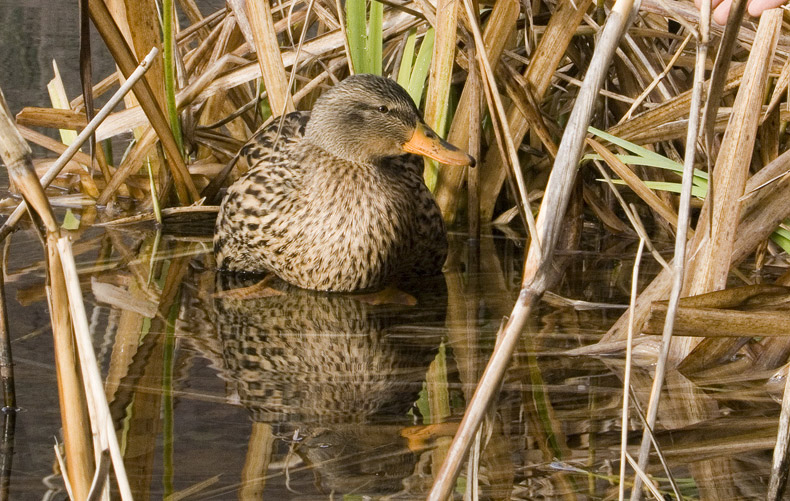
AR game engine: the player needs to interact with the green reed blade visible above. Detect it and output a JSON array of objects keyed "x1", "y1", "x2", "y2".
[
  {"x1": 771, "y1": 229, "x2": 790, "y2": 255},
  {"x1": 585, "y1": 153, "x2": 709, "y2": 187},
  {"x1": 406, "y1": 28, "x2": 435, "y2": 107},
  {"x1": 346, "y1": 0, "x2": 367, "y2": 74},
  {"x1": 367, "y1": 0, "x2": 383, "y2": 75},
  {"x1": 588, "y1": 125, "x2": 693, "y2": 174},
  {"x1": 397, "y1": 29, "x2": 417, "y2": 88},
  {"x1": 605, "y1": 179, "x2": 708, "y2": 199}
]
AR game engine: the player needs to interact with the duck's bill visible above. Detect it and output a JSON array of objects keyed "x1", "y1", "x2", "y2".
[{"x1": 402, "y1": 122, "x2": 476, "y2": 167}]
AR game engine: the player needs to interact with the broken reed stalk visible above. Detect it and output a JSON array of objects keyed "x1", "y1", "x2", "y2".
[
  {"x1": 628, "y1": 2, "x2": 708, "y2": 496},
  {"x1": 0, "y1": 87, "x2": 94, "y2": 500},
  {"x1": 475, "y1": 0, "x2": 593, "y2": 224},
  {"x1": 427, "y1": 0, "x2": 640, "y2": 497},
  {"x1": 57, "y1": 238, "x2": 133, "y2": 500},
  {"x1": 0, "y1": 47, "x2": 159, "y2": 242},
  {"x1": 47, "y1": 242, "x2": 95, "y2": 501},
  {"x1": 620, "y1": 237, "x2": 645, "y2": 501}
]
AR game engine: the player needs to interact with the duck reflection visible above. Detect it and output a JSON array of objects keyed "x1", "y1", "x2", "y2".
[{"x1": 185, "y1": 271, "x2": 446, "y2": 496}]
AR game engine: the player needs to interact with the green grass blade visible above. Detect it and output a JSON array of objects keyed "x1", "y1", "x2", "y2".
[
  {"x1": 584, "y1": 153, "x2": 709, "y2": 187},
  {"x1": 406, "y1": 28, "x2": 435, "y2": 107},
  {"x1": 346, "y1": 0, "x2": 367, "y2": 74},
  {"x1": 424, "y1": 86, "x2": 458, "y2": 192},
  {"x1": 397, "y1": 29, "x2": 417, "y2": 87},
  {"x1": 773, "y1": 224, "x2": 790, "y2": 240},
  {"x1": 605, "y1": 179, "x2": 708, "y2": 199},
  {"x1": 257, "y1": 81, "x2": 272, "y2": 122},
  {"x1": 770, "y1": 230, "x2": 790, "y2": 254},
  {"x1": 588, "y1": 126, "x2": 676, "y2": 169},
  {"x1": 367, "y1": 0, "x2": 383, "y2": 76}
]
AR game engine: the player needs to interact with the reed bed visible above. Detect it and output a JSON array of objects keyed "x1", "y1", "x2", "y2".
[{"x1": 2, "y1": 0, "x2": 790, "y2": 498}]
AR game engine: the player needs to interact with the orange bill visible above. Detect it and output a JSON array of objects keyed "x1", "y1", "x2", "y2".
[{"x1": 402, "y1": 122, "x2": 476, "y2": 167}]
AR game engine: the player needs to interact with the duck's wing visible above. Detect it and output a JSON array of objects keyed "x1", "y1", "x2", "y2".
[{"x1": 239, "y1": 111, "x2": 311, "y2": 171}]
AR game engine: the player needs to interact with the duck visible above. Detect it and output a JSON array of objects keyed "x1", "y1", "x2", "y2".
[{"x1": 214, "y1": 74, "x2": 475, "y2": 292}]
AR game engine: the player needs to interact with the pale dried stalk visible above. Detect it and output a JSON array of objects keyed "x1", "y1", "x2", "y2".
[
  {"x1": 462, "y1": 0, "x2": 539, "y2": 246},
  {"x1": 0, "y1": 87, "x2": 94, "y2": 501},
  {"x1": 245, "y1": 0, "x2": 295, "y2": 115},
  {"x1": 701, "y1": 0, "x2": 749, "y2": 149},
  {"x1": 88, "y1": 0, "x2": 198, "y2": 204},
  {"x1": 686, "y1": 9, "x2": 782, "y2": 296},
  {"x1": 427, "y1": 0, "x2": 640, "y2": 497},
  {"x1": 621, "y1": 33, "x2": 692, "y2": 122},
  {"x1": 57, "y1": 238, "x2": 133, "y2": 500},
  {"x1": 620, "y1": 238, "x2": 645, "y2": 500},
  {"x1": 17, "y1": 125, "x2": 94, "y2": 167},
  {"x1": 629, "y1": 1, "x2": 709, "y2": 496},
  {"x1": 196, "y1": 10, "x2": 415, "y2": 102},
  {"x1": 49, "y1": 246, "x2": 95, "y2": 500},
  {"x1": 607, "y1": 62, "x2": 750, "y2": 144},
  {"x1": 118, "y1": 0, "x2": 166, "y2": 109},
  {"x1": 763, "y1": 57, "x2": 790, "y2": 121},
  {"x1": 521, "y1": 0, "x2": 640, "y2": 281},
  {"x1": 226, "y1": 0, "x2": 257, "y2": 50}
]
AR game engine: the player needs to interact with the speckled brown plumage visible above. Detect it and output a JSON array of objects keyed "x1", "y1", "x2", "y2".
[{"x1": 214, "y1": 74, "x2": 474, "y2": 292}]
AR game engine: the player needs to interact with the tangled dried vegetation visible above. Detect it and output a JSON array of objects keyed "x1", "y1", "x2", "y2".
[{"x1": 3, "y1": 0, "x2": 790, "y2": 498}]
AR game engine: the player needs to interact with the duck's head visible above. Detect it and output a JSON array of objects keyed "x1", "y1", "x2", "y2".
[{"x1": 305, "y1": 74, "x2": 475, "y2": 167}]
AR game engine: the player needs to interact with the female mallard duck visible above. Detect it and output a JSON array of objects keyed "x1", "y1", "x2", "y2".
[{"x1": 214, "y1": 74, "x2": 474, "y2": 292}]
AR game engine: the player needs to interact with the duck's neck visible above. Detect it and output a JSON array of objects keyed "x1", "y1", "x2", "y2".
[
  {"x1": 302, "y1": 144, "x2": 379, "y2": 188},
  {"x1": 304, "y1": 122, "x2": 386, "y2": 166}
]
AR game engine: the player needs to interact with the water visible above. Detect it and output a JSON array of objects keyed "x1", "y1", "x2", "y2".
[
  {"x1": 0, "y1": 215, "x2": 612, "y2": 499},
  {"x1": 0, "y1": 223, "x2": 674, "y2": 499}
]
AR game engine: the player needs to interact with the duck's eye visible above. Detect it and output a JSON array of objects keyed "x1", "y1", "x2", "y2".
[{"x1": 377, "y1": 105, "x2": 389, "y2": 113}]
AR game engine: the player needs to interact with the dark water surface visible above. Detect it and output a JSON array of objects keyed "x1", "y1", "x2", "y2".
[{"x1": 0, "y1": 1, "x2": 787, "y2": 500}]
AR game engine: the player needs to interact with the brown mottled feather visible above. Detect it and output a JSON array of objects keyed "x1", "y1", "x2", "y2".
[{"x1": 214, "y1": 75, "x2": 451, "y2": 292}]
